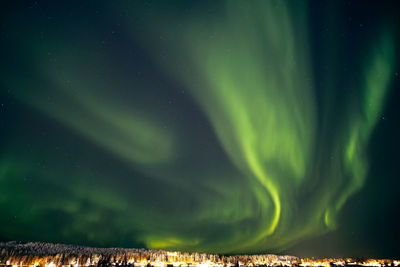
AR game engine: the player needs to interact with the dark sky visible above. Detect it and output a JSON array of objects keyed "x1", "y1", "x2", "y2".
[{"x1": 1, "y1": 0, "x2": 399, "y2": 259}]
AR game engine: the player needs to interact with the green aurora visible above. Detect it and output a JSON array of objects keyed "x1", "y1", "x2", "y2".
[{"x1": 0, "y1": 0, "x2": 399, "y2": 256}]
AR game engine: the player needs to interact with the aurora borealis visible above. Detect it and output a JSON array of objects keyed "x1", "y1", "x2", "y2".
[{"x1": 1, "y1": 0, "x2": 400, "y2": 259}]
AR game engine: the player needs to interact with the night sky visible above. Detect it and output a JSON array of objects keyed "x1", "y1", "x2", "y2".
[{"x1": 1, "y1": 0, "x2": 400, "y2": 259}]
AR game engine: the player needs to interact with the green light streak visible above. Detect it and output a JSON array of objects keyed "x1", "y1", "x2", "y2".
[{"x1": 133, "y1": 0, "x2": 396, "y2": 252}]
